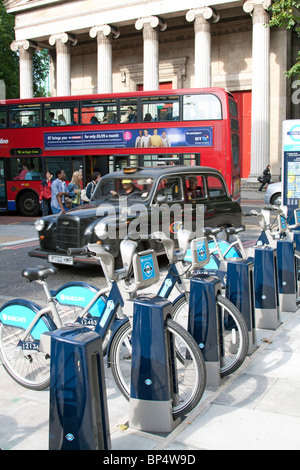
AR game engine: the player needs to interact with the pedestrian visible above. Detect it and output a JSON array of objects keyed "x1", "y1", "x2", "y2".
[
  {"x1": 258, "y1": 165, "x2": 271, "y2": 191},
  {"x1": 51, "y1": 169, "x2": 69, "y2": 214},
  {"x1": 82, "y1": 171, "x2": 101, "y2": 202},
  {"x1": 39, "y1": 171, "x2": 53, "y2": 216},
  {"x1": 13, "y1": 162, "x2": 29, "y2": 180},
  {"x1": 67, "y1": 170, "x2": 83, "y2": 208}
]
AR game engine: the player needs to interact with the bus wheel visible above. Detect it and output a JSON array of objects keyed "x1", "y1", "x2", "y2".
[{"x1": 17, "y1": 191, "x2": 40, "y2": 217}]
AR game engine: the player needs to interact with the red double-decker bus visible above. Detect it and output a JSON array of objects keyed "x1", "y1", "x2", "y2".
[{"x1": 0, "y1": 87, "x2": 240, "y2": 216}]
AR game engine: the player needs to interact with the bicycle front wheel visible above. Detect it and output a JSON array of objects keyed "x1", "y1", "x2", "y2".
[
  {"x1": 172, "y1": 294, "x2": 249, "y2": 377},
  {"x1": 109, "y1": 318, "x2": 206, "y2": 419},
  {"x1": 0, "y1": 311, "x2": 55, "y2": 390}
]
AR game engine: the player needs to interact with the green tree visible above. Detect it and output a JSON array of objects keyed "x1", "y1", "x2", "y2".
[
  {"x1": 0, "y1": 0, "x2": 19, "y2": 98},
  {"x1": 0, "y1": 1, "x2": 50, "y2": 98},
  {"x1": 269, "y1": 0, "x2": 300, "y2": 78},
  {"x1": 33, "y1": 48, "x2": 50, "y2": 97}
]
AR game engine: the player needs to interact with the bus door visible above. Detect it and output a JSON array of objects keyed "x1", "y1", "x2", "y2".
[{"x1": 0, "y1": 159, "x2": 7, "y2": 210}]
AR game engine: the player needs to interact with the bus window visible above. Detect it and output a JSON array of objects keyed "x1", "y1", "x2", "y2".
[
  {"x1": 229, "y1": 98, "x2": 238, "y2": 117},
  {"x1": 142, "y1": 96, "x2": 179, "y2": 122},
  {"x1": 81, "y1": 99, "x2": 117, "y2": 124},
  {"x1": 45, "y1": 156, "x2": 72, "y2": 181},
  {"x1": 0, "y1": 106, "x2": 7, "y2": 128},
  {"x1": 0, "y1": 159, "x2": 5, "y2": 207},
  {"x1": 9, "y1": 104, "x2": 41, "y2": 128},
  {"x1": 10, "y1": 157, "x2": 42, "y2": 180},
  {"x1": 183, "y1": 94, "x2": 222, "y2": 120},
  {"x1": 231, "y1": 134, "x2": 240, "y2": 170},
  {"x1": 120, "y1": 98, "x2": 137, "y2": 123},
  {"x1": 43, "y1": 102, "x2": 79, "y2": 126},
  {"x1": 182, "y1": 154, "x2": 200, "y2": 166},
  {"x1": 206, "y1": 175, "x2": 226, "y2": 198}
]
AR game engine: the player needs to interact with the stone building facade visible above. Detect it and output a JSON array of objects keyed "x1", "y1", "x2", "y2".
[{"x1": 4, "y1": 0, "x2": 300, "y2": 181}]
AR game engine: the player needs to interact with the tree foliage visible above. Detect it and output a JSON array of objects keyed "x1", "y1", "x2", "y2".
[
  {"x1": 0, "y1": 1, "x2": 50, "y2": 98},
  {"x1": 0, "y1": 0, "x2": 19, "y2": 98},
  {"x1": 33, "y1": 48, "x2": 50, "y2": 97},
  {"x1": 269, "y1": 0, "x2": 300, "y2": 78}
]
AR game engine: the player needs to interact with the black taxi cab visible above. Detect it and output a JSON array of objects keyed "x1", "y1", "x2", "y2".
[{"x1": 29, "y1": 165, "x2": 242, "y2": 267}]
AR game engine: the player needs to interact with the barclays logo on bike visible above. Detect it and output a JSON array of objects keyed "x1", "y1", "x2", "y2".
[
  {"x1": 59, "y1": 294, "x2": 85, "y2": 303},
  {"x1": 1, "y1": 313, "x2": 26, "y2": 323}
]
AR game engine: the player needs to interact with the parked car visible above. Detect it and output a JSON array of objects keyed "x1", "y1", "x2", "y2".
[
  {"x1": 30, "y1": 165, "x2": 242, "y2": 267},
  {"x1": 264, "y1": 182, "x2": 282, "y2": 206}
]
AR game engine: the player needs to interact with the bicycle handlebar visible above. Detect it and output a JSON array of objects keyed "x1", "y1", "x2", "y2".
[{"x1": 67, "y1": 246, "x2": 90, "y2": 256}]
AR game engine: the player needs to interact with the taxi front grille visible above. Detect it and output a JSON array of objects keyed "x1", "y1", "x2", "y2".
[{"x1": 56, "y1": 216, "x2": 81, "y2": 252}]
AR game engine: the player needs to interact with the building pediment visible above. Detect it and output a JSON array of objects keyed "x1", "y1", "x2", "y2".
[{"x1": 4, "y1": 0, "x2": 70, "y2": 13}]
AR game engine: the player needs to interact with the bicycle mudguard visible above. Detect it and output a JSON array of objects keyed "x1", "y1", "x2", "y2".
[
  {"x1": 51, "y1": 282, "x2": 106, "y2": 317},
  {"x1": 106, "y1": 317, "x2": 130, "y2": 368},
  {"x1": 172, "y1": 293, "x2": 186, "y2": 306},
  {"x1": 0, "y1": 299, "x2": 56, "y2": 340}
]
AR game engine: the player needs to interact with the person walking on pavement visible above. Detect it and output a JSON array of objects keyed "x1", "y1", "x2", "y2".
[
  {"x1": 85, "y1": 171, "x2": 101, "y2": 201},
  {"x1": 258, "y1": 165, "x2": 271, "y2": 191},
  {"x1": 39, "y1": 171, "x2": 53, "y2": 216},
  {"x1": 51, "y1": 169, "x2": 69, "y2": 214},
  {"x1": 67, "y1": 170, "x2": 83, "y2": 208}
]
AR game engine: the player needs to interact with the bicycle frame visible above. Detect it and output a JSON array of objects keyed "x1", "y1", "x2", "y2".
[
  {"x1": 51, "y1": 281, "x2": 110, "y2": 327},
  {"x1": 0, "y1": 250, "x2": 129, "y2": 360},
  {"x1": 0, "y1": 280, "x2": 61, "y2": 348},
  {"x1": 46, "y1": 277, "x2": 126, "y2": 355}
]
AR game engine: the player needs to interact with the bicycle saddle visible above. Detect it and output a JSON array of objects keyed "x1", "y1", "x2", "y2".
[
  {"x1": 226, "y1": 225, "x2": 245, "y2": 235},
  {"x1": 203, "y1": 227, "x2": 220, "y2": 237},
  {"x1": 21, "y1": 266, "x2": 57, "y2": 281}
]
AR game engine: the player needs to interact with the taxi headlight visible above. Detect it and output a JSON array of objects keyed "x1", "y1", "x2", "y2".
[
  {"x1": 95, "y1": 221, "x2": 107, "y2": 239},
  {"x1": 34, "y1": 219, "x2": 45, "y2": 232}
]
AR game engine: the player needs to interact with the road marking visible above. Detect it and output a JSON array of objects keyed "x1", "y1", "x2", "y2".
[
  {"x1": 0, "y1": 239, "x2": 38, "y2": 250},
  {"x1": 243, "y1": 224, "x2": 260, "y2": 229}
]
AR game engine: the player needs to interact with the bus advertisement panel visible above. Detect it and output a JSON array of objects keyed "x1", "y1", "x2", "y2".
[{"x1": 43, "y1": 127, "x2": 213, "y2": 150}]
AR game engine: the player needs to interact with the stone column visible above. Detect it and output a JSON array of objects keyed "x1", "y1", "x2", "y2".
[
  {"x1": 135, "y1": 16, "x2": 167, "y2": 91},
  {"x1": 186, "y1": 7, "x2": 219, "y2": 88},
  {"x1": 89, "y1": 24, "x2": 119, "y2": 93},
  {"x1": 49, "y1": 33, "x2": 77, "y2": 96},
  {"x1": 10, "y1": 40, "x2": 38, "y2": 99},
  {"x1": 244, "y1": 0, "x2": 271, "y2": 180}
]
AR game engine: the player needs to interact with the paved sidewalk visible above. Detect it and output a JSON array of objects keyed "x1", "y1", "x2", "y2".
[
  {"x1": 0, "y1": 306, "x2": 299, "y2": 451},
  {"x1": 0, "y1": 225, "x2": 37, "y2": 246}
]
